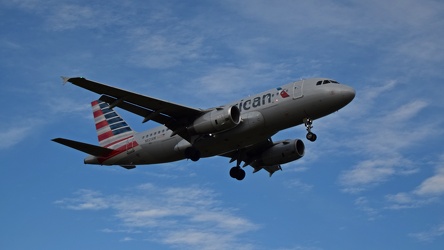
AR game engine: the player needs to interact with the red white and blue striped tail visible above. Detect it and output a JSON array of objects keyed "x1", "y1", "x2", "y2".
[{"x1": 91, "y1": 100, "x2": 135, "y2": 148}]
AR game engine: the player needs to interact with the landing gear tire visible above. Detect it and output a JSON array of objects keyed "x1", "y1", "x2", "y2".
[
  {"x1": 184, "y1": 147, "x2": 201, "y2": 162},
  {"x1": 230, "y1": 166, "x2": 246, "y2": 181},
  {"x1": 306, "y1": 132, "x2": 317, "y2": 142},
  {"x1": 303, "y1": 118, "x2": 317, "y2": 142}
]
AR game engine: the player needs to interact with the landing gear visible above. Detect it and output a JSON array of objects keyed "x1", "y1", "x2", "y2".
[
  {"x1": 184, "y1": 147, "x2": 201, "y2": 162},
  {"x1": 304, "y1": 118, "x2": 317, "y2": 142},
  {"x1": 306, "y1": 132, "x2": 317, "y2": 142},
  {"x1": 229, "y1": 166, "x2": 246, "y2": 181}
]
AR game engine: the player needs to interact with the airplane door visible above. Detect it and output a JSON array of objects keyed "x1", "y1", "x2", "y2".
[
  {"x1": 126, "y1": 137, "x2": 135, "y2": 154},
  {"x1": 293, "y1": 80, "x2": 303, "y2": 99}
]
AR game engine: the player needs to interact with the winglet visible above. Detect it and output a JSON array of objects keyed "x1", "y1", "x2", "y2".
[{"x1": 61, "y1": 76, "x2": 71, "y2": 85}]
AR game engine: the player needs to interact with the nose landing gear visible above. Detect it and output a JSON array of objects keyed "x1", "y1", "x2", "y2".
[{"x1": 304, "y1": 118, "x2": 317, "y2": 142}]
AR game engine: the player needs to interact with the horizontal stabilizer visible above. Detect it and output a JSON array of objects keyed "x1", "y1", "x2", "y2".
[{"x1": 52, "y1": 138, "x2": 114, "y2": 157}]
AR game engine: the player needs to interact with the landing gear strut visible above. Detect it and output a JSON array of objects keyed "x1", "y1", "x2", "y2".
[
  {"x1": 304, "y1": 118, "x2": 317, "y2": 142},
  {"x1": 230, "y1": 166, "x2": 246, "y2": 181}
]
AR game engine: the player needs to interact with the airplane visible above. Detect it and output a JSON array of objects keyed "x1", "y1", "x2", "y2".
[{"x1": 52, "y1": 77, "x2": 355, "y2": 180}]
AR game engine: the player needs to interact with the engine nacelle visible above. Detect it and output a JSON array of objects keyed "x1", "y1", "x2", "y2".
[
  {"x1": 190, "y1": 106, "x2": 241, "y2": 134},
  {"x1": 259, "y1": 139, "x2": 305, "y2": 166}
]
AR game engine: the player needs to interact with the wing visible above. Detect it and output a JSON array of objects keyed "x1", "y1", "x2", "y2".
[
  {"x1": 63, "y1": 77, "x2": 205, "y2": 140},
  {"x1": 221, "y1": 138, "x2": 282, "y2": 176}
]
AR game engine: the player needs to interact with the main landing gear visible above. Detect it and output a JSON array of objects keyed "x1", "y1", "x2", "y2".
[
  {"x1": 229, "y1": 151, "x2": 246, "y2": 181},
  {"x1": 230, "y1": 166, "x2": 246, "y2": 181},
  {"x1": 184, "y1": 147, "x2": 201, "y2": 162},
  {"x1": 304, "y1": 118, "x2": 317, "y2": 142}
]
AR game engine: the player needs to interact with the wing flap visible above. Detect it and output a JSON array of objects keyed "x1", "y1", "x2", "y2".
[{"x1": 52, "y1": 138, "x2": 114, "y2": 157}]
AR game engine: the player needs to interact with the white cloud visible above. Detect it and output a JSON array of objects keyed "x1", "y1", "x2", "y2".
[
  {"x1": 54, "y1": 189, "x2": 109, "y2": 210},
  {"x1": 339, "y1": 159, "x2": 396, "y2": 193},
  {"x1": 277, "y1": 246, "x2": 323, "y2": 250},
  {"x1": 409, "y1": 222, "x2": 444, "y2": 242},
  {"x1": 385, "y1": 153, "x2": 444, "y2": 209},
  {"x1": 223, "y1": 0, "x2": 444, "y2": 82},
  {"x1": 332, "y1": 51, "x2": 444, "y2": 195},
  {"x1": 330, "y1": 40, "x2": 444, "y2": 192},
  {"x1": 0, "y1": 125, "x2": 33, "y2": 149},
  {"x1": 187, "y1": 62, "x2": 298, "y2": 106},
  {"x1": 384, "y1": 192, "x2": 436, "y2": 210},
  {"x1": 338, "y1": 97, "x2": 432, "y2": 193},
  {"x1": 284, "y1": 179, "x2": 313, "y2": 192},
  {"x1": 354, "y1": 100, "x2": 430, "y2": 155},
  {"x1": 227, "y1": 0, "x2": 444, "y2": 46},
  {"x1": 45, "y1": 4, "x2": 102, "y2": 30},
  {"x1": 414, "y1": 167, "x2": 444, "y2": 196},
  {"x1": 5, "y1": 1, "x2": 124, "y2": 31},
  {"x1": 127, "y1": 28, "x2": 204, "y2": 69},
  {"x1": 101, "y1": 228, "x2": 141, "y2": 234},
  {"x1": 161, "y1": 229, "x2": 255, "y2": 250},
  {"x1": 120, "y1": 237, "x2": 134, "y2": 242},
  {"x1": 55, "y1": 183, "x2": 259, "y2": 249},
  {"x1": 361, "y1": 80, "x2": 397, "y2": 103},
  {"x1": 0, "y1": 118, "x2": 45, "y2": 149},
  {"x1": 354, "y1": 197, "x2": 380, "y2": 221},
  {"x1": 45, "y1": 95, "x2": 91, "y2": 116}
]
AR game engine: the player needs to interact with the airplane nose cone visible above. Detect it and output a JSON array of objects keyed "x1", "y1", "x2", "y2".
[
  {"x1": 334, "y1": 85, "x2": 356, "y2": 108},
  {"x1": 343, "y1": 86, "x2": 356, "y2": 103}
]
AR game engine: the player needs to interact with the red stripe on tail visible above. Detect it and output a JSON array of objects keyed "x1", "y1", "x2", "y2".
[
  {"x1": 93, "y1": 110, "x2": 103, "y2": 118},
  {"x1": 95, "y1": 120, "x2": 108, "y2": 130}
]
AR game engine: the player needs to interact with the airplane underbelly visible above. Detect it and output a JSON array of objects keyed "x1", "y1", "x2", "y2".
[
  {"x1": 196, "y1": 133, "x2": 272, "y2": 157},
  {"x1": 138, "y1": 137, "x2": 184, "y2": 164},
  {"x1": 107, "y1": 137, "x2": 184, "y2": 165},
  {"x1": 193, "y1": 112, "x2": 272, "y2": 157}
]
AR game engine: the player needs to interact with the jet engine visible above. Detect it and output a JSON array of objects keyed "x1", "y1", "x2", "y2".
[
  {"x1": 256, "y1": 139, "x2": 305, "y2": 166},
  {"x1": 190, "y1": 106, "x2": 241, "y2": 134}
]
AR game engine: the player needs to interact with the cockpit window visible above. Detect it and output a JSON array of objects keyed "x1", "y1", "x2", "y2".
[{"x1": 316, "y1": 79, "x2": 341, "y2": 86}]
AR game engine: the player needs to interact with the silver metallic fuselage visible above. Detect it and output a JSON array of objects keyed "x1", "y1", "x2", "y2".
[{"x1": 88, "y1": 78, "x2": 355, "y2": 166}]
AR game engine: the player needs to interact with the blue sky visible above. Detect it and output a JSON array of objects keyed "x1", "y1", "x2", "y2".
[{"x1": 1, "y1": 0, "x2": 443, "y2": 249}]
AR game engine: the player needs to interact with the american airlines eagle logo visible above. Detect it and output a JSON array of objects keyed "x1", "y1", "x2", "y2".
[{"x1": 277, "y1": 87, "x2": 290, "y2": 98}]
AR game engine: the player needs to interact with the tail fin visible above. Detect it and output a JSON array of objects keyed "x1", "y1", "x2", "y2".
[{"x1": 91, "y1": 100, "x2": 135, "y2": 148}]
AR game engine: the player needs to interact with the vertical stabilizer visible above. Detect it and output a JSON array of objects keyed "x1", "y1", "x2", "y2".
[{"x1": 91, "y1": 100, "x2": 135, "y2": 148}]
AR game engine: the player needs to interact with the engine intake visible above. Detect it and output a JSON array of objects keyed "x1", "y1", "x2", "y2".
[{"x1": 190, "y1": 105, "x2": 241, "y2": 134}]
